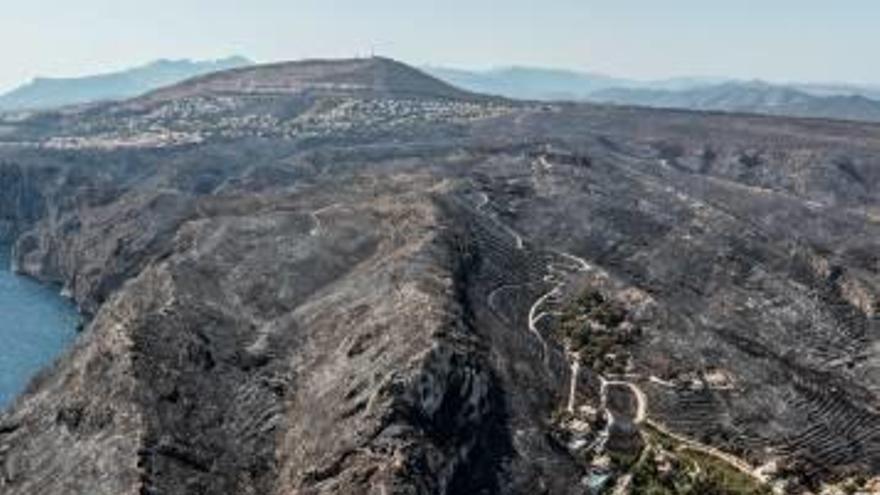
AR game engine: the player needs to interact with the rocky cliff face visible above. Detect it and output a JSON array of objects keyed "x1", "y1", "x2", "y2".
[
  {"x1": 0, "y1": 170, "x2": 512, "y2": 494},
  {"x1": 2, "y1": 59, "x2": 880, "y2": 494},
  {"x1": 0, "y1": 161, "x2": 51, "y2": 243}
]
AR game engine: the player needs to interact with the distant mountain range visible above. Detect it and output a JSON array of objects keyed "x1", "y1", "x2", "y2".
[
  {"x1": 0, "y1": 56, "x2": 252, "y2": 111},
  {"x1": 426, "y1": 66, "x2": 880, "y2": 123},
  {"x1": 793, "y1": 82, "x2": 880, "y2": 101},
  {"x1": 423, "y1": 66, "x2": 627, "y2": 101},
  {"x1": 590, "y1": 81, "x2": 880, "y2": 123},
  {"x1": 423, "y1": 66, "x2": 730, "y2": 101},
  {"x1": 5, "y1": 58, "x2": 880, "y2": 124}
]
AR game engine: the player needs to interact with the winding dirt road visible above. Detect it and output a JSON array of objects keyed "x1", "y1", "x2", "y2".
[{"x1": 474, "y1": 185, "x2": 765, "y2": 488}]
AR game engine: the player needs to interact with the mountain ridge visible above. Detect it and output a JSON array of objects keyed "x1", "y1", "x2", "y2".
[
  {"x1": 426, "y1": 65, "x2": 880, "y2": 123},
  {"x1": 140, "y1": 56, "x2": 488, "y2": 103},
  {"x1": 426, "y1": 65, "x2": 880, "y2": 100},
  {"x1": 0, "y1": 56, "x2": 253, "y2": 111},
  {"x1": 7, "y1": 57, "x2": 880, "y2": 125},
  {"x1": 590, "y1": 81, "x2": 880, "y2": 123}
]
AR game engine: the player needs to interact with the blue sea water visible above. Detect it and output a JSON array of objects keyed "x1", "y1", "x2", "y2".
[{"x1": 0, "y1": 247, "x2": 79, "y2": 409}]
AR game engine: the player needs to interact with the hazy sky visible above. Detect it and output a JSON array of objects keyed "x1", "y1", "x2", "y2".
[{"x1": 2, "y1": 1, "x2": 879, "y2": 91}]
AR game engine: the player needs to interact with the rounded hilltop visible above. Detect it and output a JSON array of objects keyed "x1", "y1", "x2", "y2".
[{"x1": 141, "y1": 56, "x2": 489, "y2": 102}]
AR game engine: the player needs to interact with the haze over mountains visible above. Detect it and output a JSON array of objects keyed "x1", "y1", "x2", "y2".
[
  {"x1": 426, "y1": 66, "x2": 880, "y2": 123},
  {"x1": 423, "y1": 66, "x2": 728, "y2": 101},
  {"x1": 0, "y1": 56, "x2": 252, "y2": 111},
  {"x1": 591, "y1": 81, "x2": 880, "y2": 123}
]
